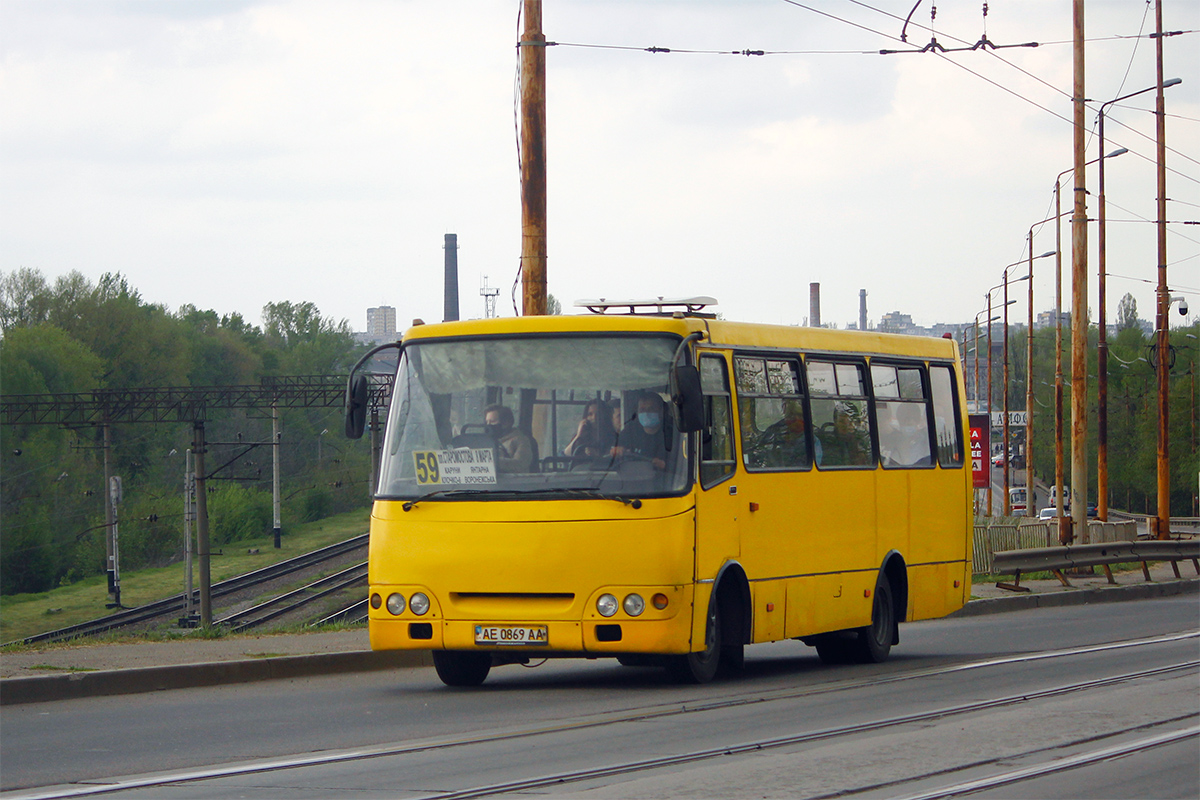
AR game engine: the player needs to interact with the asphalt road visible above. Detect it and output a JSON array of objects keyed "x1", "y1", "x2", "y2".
[{"x1": 2, "y1": 595, "x2": 1197, "y2": 800}]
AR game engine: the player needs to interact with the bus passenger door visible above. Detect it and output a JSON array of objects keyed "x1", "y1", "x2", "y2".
[{"x1": 694, "y1": 353, "x2": 741, "y2": 585}]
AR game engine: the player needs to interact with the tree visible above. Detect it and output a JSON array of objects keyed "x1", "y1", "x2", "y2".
[{"x1": 1116, "y1": 293, "x2": 1139, "y2": 332}]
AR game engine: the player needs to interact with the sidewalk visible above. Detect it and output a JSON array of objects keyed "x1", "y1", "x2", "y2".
[{"x1": 2, "y1": 562, "x2": 1195, "y2": 705}]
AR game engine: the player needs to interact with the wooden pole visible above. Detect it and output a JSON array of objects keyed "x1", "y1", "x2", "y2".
[
  {"x1": 519, "y1": 0, "x2": 547, "y2": 316},
  {"x1": 1154, "y1": 0, "x2": 1171, "y2": 539},
  {"x1": 1070, "y1": 0, "x2": 1089, "y2": 542}
]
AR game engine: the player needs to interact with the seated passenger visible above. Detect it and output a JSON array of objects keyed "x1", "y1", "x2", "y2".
[
  {"x1": 564, "y1": 399, "x2": 618, "y2": 459},
  {"x1": 612, "y1": 392, "x2": 667, "y2": 470},
  {"x1": 484, "y1": 404, "x2": 534, "y2": 473}
]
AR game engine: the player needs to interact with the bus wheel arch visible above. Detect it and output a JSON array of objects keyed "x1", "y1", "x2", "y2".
[
  {"x1": 880, "y1": 551, "x2": 908, "y2": 644},
  {"x1": 667, "y1": 562, "x2": 750, "y2": 683}
]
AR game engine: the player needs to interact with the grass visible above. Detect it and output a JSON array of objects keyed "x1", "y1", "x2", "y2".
[{"x1": 0, "y1": 509, "x2": 370, "y2": 646}]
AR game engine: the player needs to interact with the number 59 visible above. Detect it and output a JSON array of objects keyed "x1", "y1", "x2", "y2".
[{"x1": 414, "y1": 451, "x2": 440, "y2": 484}]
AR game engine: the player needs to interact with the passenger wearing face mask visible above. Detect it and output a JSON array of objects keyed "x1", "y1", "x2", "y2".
[
  {"x1": 611, "y1": 392, "x2": 668, "y2": 470},
  {"x1": 483, "y1": 404, "x2": 534, "y2": 473}
]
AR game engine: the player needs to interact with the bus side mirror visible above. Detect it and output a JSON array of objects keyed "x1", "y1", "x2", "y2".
[
  {"x1": 344, "y1": 373, "x2": 369, "y2": 439},
  {"x1": 674, "y1": 365, "x2": 704, "y2": 433}
]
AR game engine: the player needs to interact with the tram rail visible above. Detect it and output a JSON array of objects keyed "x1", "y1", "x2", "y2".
[{"x1": 10, "y1": 631, "x2": 1195, "y2": 800}]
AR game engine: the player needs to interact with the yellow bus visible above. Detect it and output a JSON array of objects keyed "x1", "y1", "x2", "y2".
[{"x1": 345, "y1": 298, "x2": 972, "y2": 686}]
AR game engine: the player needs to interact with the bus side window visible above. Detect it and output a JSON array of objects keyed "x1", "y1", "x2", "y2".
[
  {"x1": 872, "y1": 364, "x2": 933, "y2": 468},
  {"x1": 808, "y1": 360, "x2": 873, "y2": 468},
  {"x1": 699, "y1": 355, "x2": 735, "y2": 487},
  {"x1": 930, "y1": 364, "x2": 964, "y2": 467},
  {"x1": 735, "y1": 355, "x2": 808, "y2": 471}
]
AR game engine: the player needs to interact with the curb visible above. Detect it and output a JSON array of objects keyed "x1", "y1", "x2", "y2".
[
  {"x1": 4, "y1": 579, "x2": 1195, "y2": 705},
  {"x1": 0, "y1": 649, "x2": 432, "y2": 706},
  {"x1": 952, "y1": 576, "x2": 1200, "y2": 617}
]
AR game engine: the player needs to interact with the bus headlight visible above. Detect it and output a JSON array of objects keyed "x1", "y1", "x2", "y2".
[
  {"x1": 597, "y1": 593, "x2": 618, "y2": 617},
  {"x1": 623, "y1": 594, "x2": 645, "y2": 616},
  {"x1": 386, "y1": 593, "x2": 406, "y2": 615},
  {"x1": 409, "y1": 592, "x2": 430, "y2": 616}
]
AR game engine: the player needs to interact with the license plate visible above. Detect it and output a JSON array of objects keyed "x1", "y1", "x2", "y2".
[{"x1": 474, "y1": 624, "x2": 549, "y2": 646}]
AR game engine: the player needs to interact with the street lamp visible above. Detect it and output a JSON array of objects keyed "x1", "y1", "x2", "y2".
[
  {"x1": 985, "y1": 281, "x2": 1018, "y2": 515},
  {"x1": 1097, "y1": 77, "x2": 1182, "y2": 526},
  {"x1": 1052, "y1": 147, "x2": 1127, "y2": 528},
  {"x1": 991, "y1": 253, "x2": 1052, "y2": 517}
]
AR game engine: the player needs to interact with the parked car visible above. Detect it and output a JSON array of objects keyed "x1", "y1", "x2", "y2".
[{"x1": 1038, "y1": 507, "x2": 1057, "y2": 520}]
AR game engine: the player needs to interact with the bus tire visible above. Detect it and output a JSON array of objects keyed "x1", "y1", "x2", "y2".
[
  {"x1": 432, "y1": 651, "x2": 492, "y2": 687},
  {"x1": 813, "y1": 635, "x2": 855, "y2": 665},
  {"x1": 853, "y1": 578, "x2": 894, "y2": 664},
  {"x1": 666, "y1": 598, "x2": 721, "y2": 684}
]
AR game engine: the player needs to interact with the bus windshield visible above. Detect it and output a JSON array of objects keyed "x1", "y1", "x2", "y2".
[{"x1": 377, "y1": 333, "x2": 691, "y2": 500}]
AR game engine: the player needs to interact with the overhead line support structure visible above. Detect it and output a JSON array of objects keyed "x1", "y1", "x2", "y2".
[{"x1": 1, "y1": 376, "x2": 394, "y2": 628}]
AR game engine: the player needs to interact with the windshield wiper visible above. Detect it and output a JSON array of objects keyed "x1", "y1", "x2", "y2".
[
  {"x1": 402, "y1": 489, "x2": 493, "y2": 511},
  {"x1": 402, "y1": 487, "x2": 644, "y2": 511},
  {"x1": 558, "y1": 488, "x2": 643, "y2": 508}
]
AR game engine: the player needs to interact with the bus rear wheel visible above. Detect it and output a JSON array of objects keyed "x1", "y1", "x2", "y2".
[
  {"x1": 666, "y1": 600, "x2": 721, "y2": 684},
  {"x1": 433, "y1": 651, "x2": 492, "y2": 687},
  {"x1": 853, "y1": 579, "x2": 894, "y2": 664}
]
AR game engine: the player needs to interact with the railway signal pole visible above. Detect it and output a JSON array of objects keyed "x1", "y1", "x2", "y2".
[{"x1": 519, "y1": 0, "x2": 548, "y2": 316}]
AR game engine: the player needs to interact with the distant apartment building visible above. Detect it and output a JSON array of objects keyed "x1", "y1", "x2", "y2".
[
  {"x1": 878, "y1": 311, "x2": 918, "y2": 335},
  {"x1": 1035, "y1": 310, "x2": 1071, "y2": 330},
  {"x1": 357, "y1": 305, "x2": 397, "y2": 345}
]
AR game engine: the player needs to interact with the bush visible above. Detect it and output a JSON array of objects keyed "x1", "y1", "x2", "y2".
[
  {"x1": 301, "y1": 487, "x2": 331, "y2": 522},
  {"x1": 206, "y1": 484, "x2": 272, "y2": 544}
]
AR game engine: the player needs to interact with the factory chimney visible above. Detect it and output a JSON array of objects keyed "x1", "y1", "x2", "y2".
[
  {"x1": 859, "y1": 289, "x2": 868, "y2": 332},
  {"x1": 444, "y1": 234, "x2": 459, "y2": 322},
  {"x1": 809, "y1": 283, "x2": 821, "y2": 328}
]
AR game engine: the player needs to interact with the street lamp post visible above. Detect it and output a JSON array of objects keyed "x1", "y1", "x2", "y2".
[
  {"x1": 1097, "y1": 77, "x2": 1182, "y2": 522},
  {"x1": 991, "y1": 254, "x2": 1051, "y2": 517},
  {"x1": 1052, "y1": 148, "x2": 1126, "y2": 529}
]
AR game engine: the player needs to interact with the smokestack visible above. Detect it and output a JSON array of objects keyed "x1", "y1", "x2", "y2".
[
  {"x1": 809, "y1": 283, "x2": 821, "y2": 328},
  {"x1": 443, "y1": 234, "x2": 459, "y2": 322},
  {"x1": 859, "y1": 289, "x2": 868, "y2": 332}
]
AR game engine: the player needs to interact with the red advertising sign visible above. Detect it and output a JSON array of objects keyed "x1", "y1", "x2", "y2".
[{"x1": 969, "y1": 414, "x2": 990, "y2": 489}]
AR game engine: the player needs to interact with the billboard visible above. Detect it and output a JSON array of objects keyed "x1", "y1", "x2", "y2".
[{"x1": 969, "y1": 414, "x2": 990, "y2": 489}]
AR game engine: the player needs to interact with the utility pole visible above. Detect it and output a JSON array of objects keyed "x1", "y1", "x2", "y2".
[
  {"x1": 987, "y1": 291, "x2": 994, "y2": 516},
  {"x1": 1003, "y1": 270, "x2": 1011, "y2": 515},
  {"x1": 107, "y1": 475, "x2": 122, "y2": 608},
  {"x1": 1154, "y1": 0, "x2": 1171, "y2": 540},
  {"x1": 1070, "y1": 0, "x2": 1089, "y2": 543},
  {"x1": 1054, "y1": 180, "x2": 1066, "y2": 523},
  {"x1": 1026, "y1": 237, "x2": 1035, "y2": 516},
  {"x1": 183, "y1": 448, "x2": 195, "y2": 625},
  {"x1": 193, "y1": 421, "x2": 212, "y2": 626},
  {"x1": 519, "y1": 0, "x2": 547, "y2": 316},
  {"x1": 102, "y1": 423, "x2": 117, "y2": 605},
  {"x1": 272, "y1": 405, "x2": 282, "y2": 549}
]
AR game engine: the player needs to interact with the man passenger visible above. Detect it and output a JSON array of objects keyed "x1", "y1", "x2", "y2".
[{"x1": 612, "y1": 392, "x2": 668, "y2": 470}]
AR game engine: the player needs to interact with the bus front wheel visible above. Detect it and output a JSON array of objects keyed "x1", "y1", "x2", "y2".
[
  {"x1": 433, "y1": 651, "x2": 492, "y2": 687},
  {"x1": 853, "y1": 579, "x2": 894, "y2": 664},
  {"x1": 667, "y1": 599, "x2": 721, "y2": 684}
]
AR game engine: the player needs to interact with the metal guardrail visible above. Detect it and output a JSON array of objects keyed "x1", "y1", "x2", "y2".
[
  {"x1": 972, "y1": 518, "x2": 1138, "y2": 575},
  {"x1": 990, "y1": 539, "x2": 1200, "y2": 592}
]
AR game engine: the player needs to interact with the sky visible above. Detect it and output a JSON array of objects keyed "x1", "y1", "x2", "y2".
[{"x1": 2, "y1": 0, "x2": 1197, "y2": 334}]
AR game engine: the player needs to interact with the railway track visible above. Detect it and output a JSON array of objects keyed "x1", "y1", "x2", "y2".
[
  {"x1": 10, "y1": 534, "x2": 368, "y2": 646},
  {"x1": 14, "y1": 630, "x2": 1197, "y2": 800},
  {"x1": 215, "y1": 562, "x2": 367, "y2": 633}
]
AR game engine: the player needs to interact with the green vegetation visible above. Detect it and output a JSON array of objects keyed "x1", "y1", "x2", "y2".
[
  {"x1": 0, "y1": 508, "x2": 369, "y2": 644},
  {"x1": 1, "y1": 268, "x2": 374, "y2": 598},
  {"x1": 983, "y1": 297, "x2": 1198, "y2": 517}
]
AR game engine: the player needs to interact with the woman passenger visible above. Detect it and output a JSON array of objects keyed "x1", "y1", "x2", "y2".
[{"x1": 564, "y1": 399, "x2": 618, "y2": 458}]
